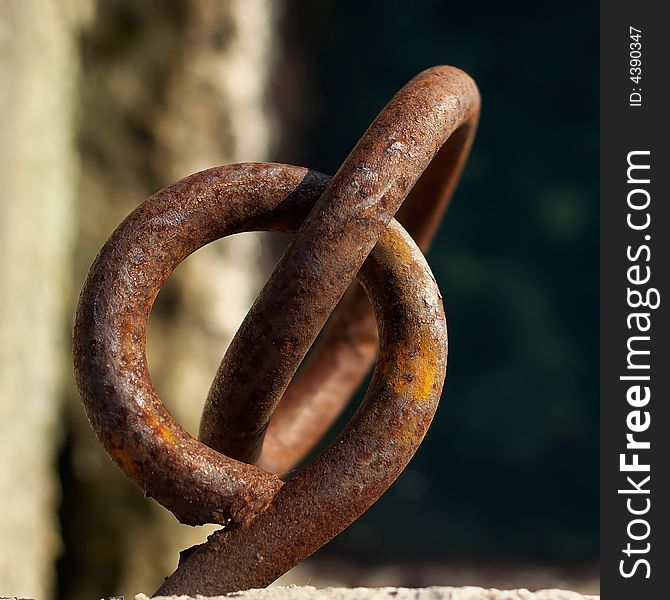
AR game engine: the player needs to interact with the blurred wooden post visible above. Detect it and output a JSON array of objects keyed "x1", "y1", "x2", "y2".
[
  {"x1": 0, "y1": 1, "x2": 85, "y2": 598},
  {"x1": 0, "y1": 1, "x2": 277, "y2": 597}
]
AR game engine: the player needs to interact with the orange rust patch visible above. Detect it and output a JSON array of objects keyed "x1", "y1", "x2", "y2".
[
  {"x1": 379, "y1": 227, "x2": 414, "y2": 265},
  {"x1": 410, "y1": 336, "x2": 439, "y2": 402},
  {"x1": 146, "y1": 413, "x2": 178, "y2": 445},
  {"x1": 109, "y1": 434, "x2": 141, "y2": 481},
  {"x1": 390, "y1": 333, "x2": 439, "y2": 404},
  {"x1": 396, "y1": 411, "x2": 421, "y2": 447}
]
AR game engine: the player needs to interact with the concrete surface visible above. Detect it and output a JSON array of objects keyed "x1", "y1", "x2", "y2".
[{"x1": 139, "y1": 585, "x2": 599, "y2": 599}]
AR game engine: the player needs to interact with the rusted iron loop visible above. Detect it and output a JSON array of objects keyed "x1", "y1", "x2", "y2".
[
  {"x1": 73, "y1": 66, "x2": 479, "y2": 595},
  {"x1": 199, "y1": 66, "x2": 479, "y2": 474}
]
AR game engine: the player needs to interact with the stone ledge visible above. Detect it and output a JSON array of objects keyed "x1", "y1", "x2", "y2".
[{"x1": 138, "y1": 585, "x2": 599, "y2": 599}]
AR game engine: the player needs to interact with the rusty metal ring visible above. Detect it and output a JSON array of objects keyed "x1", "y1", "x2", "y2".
[
  {"x1": 201, "y1": 66, "x2": 479, "y2": 472},
  {"x1": 160, "y1": 210, "x2": 446, "y2": 596},
  {"x1": 73, "y1": 65, "x2": 480, "y2": 595},
  {"x1": 74, "y1": 163, "x2": 446, "y2": 593}
]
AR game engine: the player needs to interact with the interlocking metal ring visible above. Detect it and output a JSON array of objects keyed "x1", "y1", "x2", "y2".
[{"x1": 73, "y1": 65, "x2": 480, "y2": 596}]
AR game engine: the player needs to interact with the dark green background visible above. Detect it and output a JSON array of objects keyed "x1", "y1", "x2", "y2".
[{"x1": 280, "y1": 0, "x2": 598, "y2": 563}]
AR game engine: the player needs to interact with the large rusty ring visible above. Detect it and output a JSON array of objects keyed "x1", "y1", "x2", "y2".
[{"x1": 73, "y1": 66, "x2": 480, "y2": 596}]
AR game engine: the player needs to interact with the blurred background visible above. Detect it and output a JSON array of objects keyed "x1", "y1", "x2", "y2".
[{"x1": 0, "y1": 0, "x2": 598, "y2": 598}]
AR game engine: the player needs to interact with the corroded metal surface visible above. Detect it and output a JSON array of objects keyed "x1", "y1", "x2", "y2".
[
  {"x1": 200, "y1": 66, "x2": 479, "y2": 467},
  {"x1": 72, "y1": 65, "x2": 480, "y2": 595}
]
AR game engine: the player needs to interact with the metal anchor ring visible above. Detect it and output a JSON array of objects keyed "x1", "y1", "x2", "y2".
[{"x1": 72, "y1": 65, "x2": 480, "y2": 596}]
